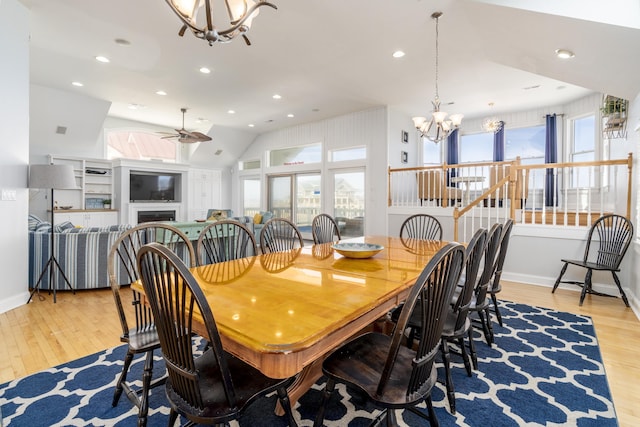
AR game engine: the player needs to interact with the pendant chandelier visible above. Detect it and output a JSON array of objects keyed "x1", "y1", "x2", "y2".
[
  {"x1": 482, "y1": 102, "x2": 503, "y2": 133},
  {"x1": 482, "y1": 117, "x2": 503, "y2": 133},
  {"x1": 412, "y1": 11, "x2": 463, "y2": 143},
  {"x1": 165, "y1": 0, "x2": 277, "y2": 46}
]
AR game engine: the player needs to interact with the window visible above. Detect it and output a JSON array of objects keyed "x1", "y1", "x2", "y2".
[
  {"x1": 459, "y1": 133, "x2": 493, "y2": 163},
  {"x1": 295, "y1": 174, "x2": 322, "y2": 227},
  {"x1": 330, "y1": 146, "x2": 366, "y2": 162},
  {"x1": 570, "y1": 115, "x2": 596, "y2": 188},
  {"x1": 456, "y1": 133, "x2": 494, "y2": 194},
  {"x1": 268, "y1": 143, "x2": 322, "y2": 166},
  {"x1": 242, "y1": 177, "x2": 261, "y2": 216},
  {"x1": 240, "y1": 160, "x2": 261, "y2": 170},
  {"x1": 106, "y1": 130, "x2": 178, "y2": 162},
  {"x1": 267, "y1": 173, "x2": 321, "y2": 226},
  {"x1": 333, "y1": 171, "x2": 365, "y2": 238},
  {"x1": 505, "y1": 125, "x2": 545, "y2": 165},
  {"x1": 571, "y1": 115, "x2": 595, "y2": 162},
  {"x1": 422, "y1": 139, "x2": 442, "y2": 165}
]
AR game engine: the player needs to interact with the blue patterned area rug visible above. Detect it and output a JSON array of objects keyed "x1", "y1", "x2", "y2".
[{"x1": 0, "y1": 301, "x2": 617, "y2": 426}]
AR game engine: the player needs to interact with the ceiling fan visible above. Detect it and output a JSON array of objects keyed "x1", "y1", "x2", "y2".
[{"x1": 159, "y1": 108, "x2": 212, "y2": 143}]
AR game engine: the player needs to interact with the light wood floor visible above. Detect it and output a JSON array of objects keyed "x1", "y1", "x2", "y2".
[{"x1": 1, "y1": 282, "x2": 638, "y2": 426}]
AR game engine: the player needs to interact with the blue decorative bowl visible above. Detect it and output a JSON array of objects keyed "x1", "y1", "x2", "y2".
[{"x1": 332, "y1": 242, "x2": 384, "y2": 259}]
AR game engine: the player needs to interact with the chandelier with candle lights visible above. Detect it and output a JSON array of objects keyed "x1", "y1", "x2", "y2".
[
  {"x1": 165, "y1": 0, "x2": 276, "y2": 46},
  {"x1": 412, "y1": 12, "x2": 463, "y2": 143}
]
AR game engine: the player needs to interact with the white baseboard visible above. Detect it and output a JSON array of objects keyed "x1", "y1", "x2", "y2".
[
  {"x1": 502, "y1": 272, "x2": 639, "y2": 320},
  {"x1": 0, "y1": 290, "x2": 31, "y2": 314}
]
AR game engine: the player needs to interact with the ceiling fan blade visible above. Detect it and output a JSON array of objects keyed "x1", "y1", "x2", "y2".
[
  {"x1": 178, "y1": 136, "x2": 200, "y2": 143},
  {"x1": 190, "y1": 132, "x2": 212, "y2": 141},
  {"x1": 180, "y1": 129, "x2": 199, "y2": 138},
  {"x1": 165, "y1": 107, "x2": 211, "y2": 143}
]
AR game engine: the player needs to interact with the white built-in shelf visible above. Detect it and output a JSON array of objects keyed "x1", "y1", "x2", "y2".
[{"x1": 48, "y1": 155, "x2": 114, "y2": 211}]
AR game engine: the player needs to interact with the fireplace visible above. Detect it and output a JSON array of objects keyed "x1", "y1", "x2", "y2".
[{"x1": 137, "y1": 210, "x2": 176, "y2": 223}]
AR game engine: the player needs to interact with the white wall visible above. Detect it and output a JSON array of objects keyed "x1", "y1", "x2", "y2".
[
  {"x1": 29, "y1": 84, "x2": 111, "y2": 162},
  {"x1": 0, "y1": 0, "x2": 30, "y2": 313},
  {"x1": 627, "y1": 92, "x2": 640, "y2": 317}
]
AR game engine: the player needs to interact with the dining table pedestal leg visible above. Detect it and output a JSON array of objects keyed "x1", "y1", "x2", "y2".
[{"x1": 275, "y1": 359, "x2": 323, "y2": 416}]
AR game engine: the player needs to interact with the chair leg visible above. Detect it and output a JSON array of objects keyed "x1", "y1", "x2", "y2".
[
  {"x1": 458, "y1": 336, "x2": 472, "y2": 377},
  {"x1": 491, "y1": 293, "x2": 503, "y2": 327},
  {"x1": 113, "y1": 349, "x2": 135, "y2": 406},
  {"x1": 314, "y1": 378, "x2": 335, "y2": 427},
  {"x1": 485, "y1": 308, "x2": 495, "y2": 344},
  {"x1": 580, "y1": 269, "x2": 593, "y2": 306},
  {"x1": 167, "y1": 408, "x2": 179, "y2": 427},
  {"x1": 440, "y1": 339, "x2": 455, "y2": 414},
  {"x1": 138, "y1": 350, "x2": 155, "y2": 427},
  {"x1": 467, "y1": 328, "x2": 478, "y2": 370},
  {"x1": 407, "y1": 397, "x2": 439, "y2": 427},
  {"x1": 611, "y1": 271, "x2": 630, "y2": 307},
  {"x1": 406, "y1": 327, "x2": 417, "y2": 349},
  {"x1": 385, "y1": 409, "x2": 397, "y2": 426},
  {"x1": 276, "y1": 386, "x2": 298, "y2": 427},
  {"x1": 425, "y1": 396, "x2": 439, "y2": 427},
  {"x1": 477, "y1": 310, "x2": 492, "y2": 347},
  {"x1": 552, "y1": 262, "x2": 568, "y2": 293}
]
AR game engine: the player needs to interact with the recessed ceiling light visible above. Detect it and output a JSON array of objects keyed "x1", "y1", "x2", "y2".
[
  {"x1": 287, "y1": 114, "x2": 294, "y2": 118},
  {"x1": 228, "y1": 110, "x2": 235, "y2": 114},
  {"x1": 392, "y1": 50, "x2": 405, "y2": 58},
  {"x1": 95, "y1": 55, "x2": 110, "y2": 63},
  {"x1": 155, "y1": 90, "x2": 167, "y2": 96},
  {"x1": 199, "y1": 67, "x2": 211, "y2": 74},
  {"x1": 248, "y1": 124, "x2": 255, "y2": 128},
  {"x1": 71, "y1": 81, "x2": 84, "y2": 87},
  {"x1": 272, "y1": 94, "x2": 281, "y2": 100},
  {"x1": 114, "y1": 38, "x2": 131, "y2": 46},
  {"x1": 555, "y1": 49, "x2": 575, "y2": 59}
]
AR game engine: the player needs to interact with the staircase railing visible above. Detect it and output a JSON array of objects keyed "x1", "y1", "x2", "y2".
[{"x1": 388, "y1": 154, "x2": 633, "y2": 242}]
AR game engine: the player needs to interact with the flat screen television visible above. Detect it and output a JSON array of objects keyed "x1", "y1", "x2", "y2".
[{"x1": 129, "y1": 171, "x2": 179, "y2": 202}]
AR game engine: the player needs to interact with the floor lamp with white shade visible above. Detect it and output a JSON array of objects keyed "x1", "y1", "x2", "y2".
[{"x1": 28, "y1": 164, "x2": 79, "y2": 303}]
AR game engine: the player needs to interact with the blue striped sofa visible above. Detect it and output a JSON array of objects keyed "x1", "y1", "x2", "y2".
[{"x1": 28, "y1": 215, "x2": 131, "y2": 290}]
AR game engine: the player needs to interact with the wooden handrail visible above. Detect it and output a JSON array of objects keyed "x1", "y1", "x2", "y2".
[
  {"x1": 389, "y1": 153, "x2": 633, "y2": 242},
  {"x1": 517, "y1": 157, "x2": 630, "y2": 170},
  {"x1": 453, "y1": 176, "x2": 510, "y2": 241}
]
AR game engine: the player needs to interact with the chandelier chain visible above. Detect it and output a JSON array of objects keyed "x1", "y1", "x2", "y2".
[{"x1": 434, "y1": 14, "x2": 439, "y2": 100}]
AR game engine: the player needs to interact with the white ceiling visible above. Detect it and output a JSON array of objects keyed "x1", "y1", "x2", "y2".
[{"x1": 19, "y1": 0, "x2": 640, "y2": 140}]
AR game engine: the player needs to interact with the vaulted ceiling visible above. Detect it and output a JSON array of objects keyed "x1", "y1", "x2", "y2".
[{"x1": 20, "y1": 0, "x2": 640, "y2": 159}]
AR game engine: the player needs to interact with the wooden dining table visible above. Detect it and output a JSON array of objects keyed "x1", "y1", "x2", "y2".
[{"x1": 135, "y1": 235, "x2": 448, "y2": 410}]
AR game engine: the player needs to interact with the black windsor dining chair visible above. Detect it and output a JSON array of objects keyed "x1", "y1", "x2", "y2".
[
  {"x1": 311, "y1": 213, "x2": 341, "y2": 244},
  {"x1": 196, "y1": 219, "x2": 257, "y2": 266},
  {"x1": 313, "y1": 242, "x2": 465, "y2": 427},
  {"x1": 260, "y1": 217, "x2": 304, "y2": 253},
  {"x1": 137, "y1": 242, "x2": 298, "y2": 427},
  {"x1": 552, "y1": 214, "x2": 633, "y2": 306},
  {"x1": 107, "y1": 222, "x2": 195, "y2": 427}
]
